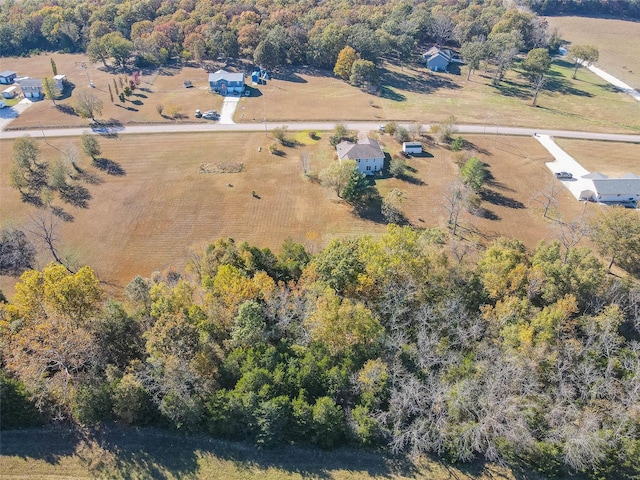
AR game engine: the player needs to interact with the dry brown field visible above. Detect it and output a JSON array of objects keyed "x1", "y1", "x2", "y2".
[
  {"x1": 4, "y1": 53, "x2": 225, "y2": 130},
  {"x1": 1, "y1": 130, "x2": 588, "y2": 296},
  {"x1": 546, "y1": 16, "x2": 640, "y2": 90},
  {"x1": 556, "y1": 138, "x2": 640, "y2": 176},
  {"x1": 234, "y1": 62, "x2": 640, "y2": 133},
  {"x1": 4, "y1": 52, "x2": 640, "y2": 133}
]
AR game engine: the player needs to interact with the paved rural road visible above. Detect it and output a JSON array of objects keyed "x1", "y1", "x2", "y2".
[{"x1": 2, "y1": 122, "x2": 640, "y2": 143}]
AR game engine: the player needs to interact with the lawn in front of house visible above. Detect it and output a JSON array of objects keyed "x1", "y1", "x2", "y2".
[{"x1": 5, "y1": 52, "x2": 638, "y2": 134}]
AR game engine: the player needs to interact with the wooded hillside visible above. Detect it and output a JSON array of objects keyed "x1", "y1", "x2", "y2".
[{"x1": 2, "y1": 226, "x2": 639, "y2": 478}]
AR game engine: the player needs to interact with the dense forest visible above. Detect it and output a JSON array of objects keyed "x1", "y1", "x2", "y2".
[
  {"x1": 0, "y1": 0, "x2": 558, "y2": 68},
  {"x1": 2, "y1": 0, "x2": 637, "y2": 72},
  {"x1": 2, "y1": 223, "x2": 640, "y2": 478}
]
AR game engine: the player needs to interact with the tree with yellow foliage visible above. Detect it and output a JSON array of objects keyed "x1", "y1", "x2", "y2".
[{"x1": 3, "y1": 264, "x2": 103, "y2": 418}]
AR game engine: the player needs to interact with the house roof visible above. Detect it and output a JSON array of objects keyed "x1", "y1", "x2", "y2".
[
  {"x1": 582, "y1": 171, "x2": 608, "y2": 179},
  {"x1": 592, "y1": 178, "x2": 640, "y2": 195},
  {"x1": 19, "y1": 78, "x2": 42, "y2": 88},
  {"x1": 0, "y1": 70, "x2": 17, "y2": 77},
  {"x1": 422, "y1": 46, "x2": 463, "y2": 65},
  {"x1": 3, "y1": 86, "x2": 17, "y2": 92},
  {"x1": 336, "y1": 137, "x2": 385, "y2": 161},
  {"x1": 208, "y1": 69, "x2": 244, "y2": 83}
]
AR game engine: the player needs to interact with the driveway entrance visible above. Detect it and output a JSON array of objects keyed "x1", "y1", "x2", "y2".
[{"x1": 219, "y1": 95, "x2": 240, "y2": 124}]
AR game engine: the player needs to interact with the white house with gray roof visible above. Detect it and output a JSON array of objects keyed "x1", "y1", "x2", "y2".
[
  {"x1": 579, "y1": 172, "x2": 640, "y2": 204},
  {"x1": 336, "y1": 137, "x2": 385, "y2": 175},
  {"x1": 208, "y1": 69, "x2": 245, "y2": 94}
]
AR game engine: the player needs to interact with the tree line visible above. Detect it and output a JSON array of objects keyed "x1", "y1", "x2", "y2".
[
  {"x1": 2, "y1": 0, "x2": 551, "y2": 71},
  {"x1": 1, "y1": 224, "x2": 640, "y2": 478},
  {"x1": 524, "y1": 0, "x2": 640, "y2": 19}
]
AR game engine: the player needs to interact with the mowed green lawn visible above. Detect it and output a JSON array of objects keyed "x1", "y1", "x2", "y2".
[{"x1": 0, "y1": 426, "x2": 547, "y2": 480}]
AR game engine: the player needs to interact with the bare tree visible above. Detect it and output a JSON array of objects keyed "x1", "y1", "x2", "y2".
[
  {"x1": 60, "y1": 143, "x2": 81, "y2": 174},
  {"x1": 27, "y1": 211, "x2": 73, "y2": 273},
  {"x1": 300, "y1": 152, "x2": 310, "y2": 176},
  {"x1": 449, "y1": 236, "x2": 479, "y2": 265},
  {"x1": 531, "y1": 180, "x2": 562, "y2": 218},
  {"x1": 442, "y1": 181, "x2": 467, "y2": 236},
  {"x1": 430, "y1": 13, "x2": 455, "y2": 46},
  {"x1": 556, "y1": 218, "x2": 589, "y2": 259}
]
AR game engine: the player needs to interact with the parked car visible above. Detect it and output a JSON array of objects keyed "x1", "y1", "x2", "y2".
[
  {"x1": 555, "y1": 171, "x2": 573, "y2": 179},
  {"x1": 202, "y1": 110, "x2": 219, "y2": 120}
]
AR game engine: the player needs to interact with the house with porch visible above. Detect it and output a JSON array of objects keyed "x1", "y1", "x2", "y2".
[
  {"x1": 336, "y1": 137, "x2": 385, "y2": 175},
  {"x1": 208, "y1": 69, "x2": 245, "y2": 94},
  {"x1": 422, "y1": 46, "x2": 462, "y2": 72}
]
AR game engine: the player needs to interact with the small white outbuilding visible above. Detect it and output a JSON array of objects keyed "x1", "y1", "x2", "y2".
[
  {"x1": 402, "y1": 142, "x2": 422, "y2": 154},
  {"x1": 2, "y1": 86, "x2": 17, "y2": 98}
]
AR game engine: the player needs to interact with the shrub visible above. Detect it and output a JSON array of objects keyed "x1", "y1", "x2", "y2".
[
  {"x1": 451, "y1": 136, "x2": 465, "y2": 151},
  {"x1": 166, "y1": 105, "x2": 180, "y2": 119},
  {"x1": 394, "y1": 126, "x2": 410, "y2": 143},
  {"x1": 312, "y1": 396, "x2": 345, "y2": 449},
  {"x1": 389, "y1": 156, "x2": 407, "y2": 177},
  {"x1": 71, "y1": 383, "x2": 113, "y2": 425},
  {"x1": 255, "y1": 396, "x2": 292, "y2": 447},
  {"x1": 272, "y1": 126, "x2": 288, "y2": 145},
  {"x1": 383, "y1": 122, "x2": 397, "y2": 135},
  {"x1": 112, "y1": 374, "x2": 155, "y2": 425}
]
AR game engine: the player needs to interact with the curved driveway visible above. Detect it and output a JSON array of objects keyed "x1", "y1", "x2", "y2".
[{"x1": 2, "y1": 121, "x2": 640, "y2": 143}]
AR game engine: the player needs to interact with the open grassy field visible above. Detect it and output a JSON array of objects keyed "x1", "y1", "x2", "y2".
[
  {"x1": 0, "y1": 426, "x2": 548, "y2": 480},
  {"x1": 4, "y1": 53, "x2": 226, "y2": 130},
  {"x1": 1, "y1": 130, "x2": 591, "y2": 296},
  {"x1": 555, "y1": 138, "x2": 640, "y2": 177},
  {"x1": 1, "y1": 131, "x2": 378, "y2": 291},
  {"x1": 546, "y1": 16, "x2": 640, "y2": 90},
  {"x1": 4, "y1": 52, "x2": 640, "y2": 133},
  {"x1": 205, "y1": 60, "x2": 640, "y2": 132}
]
